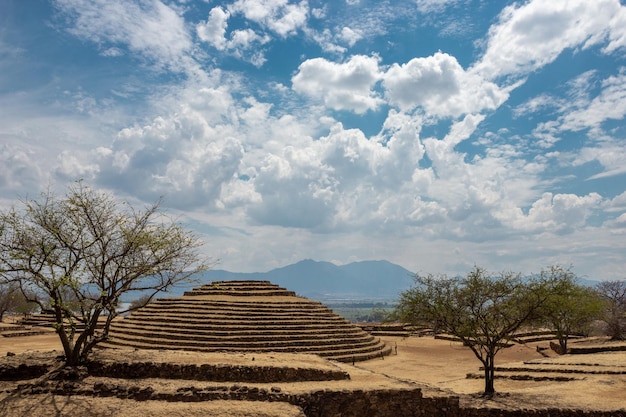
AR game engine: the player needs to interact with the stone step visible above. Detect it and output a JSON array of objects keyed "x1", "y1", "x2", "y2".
[
  {"x1": 139, "y1": 306, "x2": 334, "y2": 315},
  {"x1": 1, "y1": 330, "x2": 50, "y2": 337},
  {"x1": 110, "y1": 321, "x2": 364, "y2": 336},
  {"x1": 115, "y1": 315, "x2": 354, "y2": 326},
  {"x1": 102, "y1": 337, "x2": 388, "y2": 361},
  {"x1": 123, "y1": 313, "x2": 349, "y2": 325},
  {"x1": 0, "y1": 325, "x2": 29, "y2": 332},
  {"x1": 108, "y1": 279, "x2": 391, "y2": 362},
  {"x1": 105, "y1": 328, "x2": 378, "y2": 348},
  {"x1": 185, "y1": 290, "x2": 298, "y2": 297},
  {"x1": 145, "y1": 300, "x2": 330, "y2": 311},
  {"x1": 184, "y1": 280, "x2": 297, "y2": 297},
  {"x1": 111, "y1": 323, "x2": 359, "y2": 335},
  {"x1": 105, "y1": 332, "x2": 382, "y2": 352}
]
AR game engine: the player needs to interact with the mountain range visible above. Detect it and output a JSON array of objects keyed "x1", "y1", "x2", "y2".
[
  {"x1": 127, "y1": 260, "x2": 603, "y2": 304},
  {"x1": 187, "y1": 259, "x2": 416, "y2": 301}
]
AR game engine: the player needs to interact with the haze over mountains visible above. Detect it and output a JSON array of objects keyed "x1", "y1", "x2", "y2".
[
  {"x1": 191, "y1": 259, "x2": 415, "y2": 301},
  {"x1": 131, "y1": 260, "x2": 602, "y2": 305}
]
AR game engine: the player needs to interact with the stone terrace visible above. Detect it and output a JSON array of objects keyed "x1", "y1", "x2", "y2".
[{"x1": 104, "y1": 280, "x2": 391, "y2": 362}]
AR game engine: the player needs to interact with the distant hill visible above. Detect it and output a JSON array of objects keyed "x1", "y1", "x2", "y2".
[
  {"x1": 185, "y1": 259, "x2": 415, "y2": 301},
  {"x1": 125, "y1": 261, "x2": 604, "y2": 305}
]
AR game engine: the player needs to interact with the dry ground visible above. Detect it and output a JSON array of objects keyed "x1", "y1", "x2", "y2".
[
  {"x1": 1, "y1": 320, "x2": 625, "y2": 415},
  {"x1": 362, "y1": 336, "x2": 626, "y2": 411}
]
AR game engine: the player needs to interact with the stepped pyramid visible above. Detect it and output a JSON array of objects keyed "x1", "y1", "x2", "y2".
[{"x1": 106, "y1": 280, "x2": 391, "y2": 362}]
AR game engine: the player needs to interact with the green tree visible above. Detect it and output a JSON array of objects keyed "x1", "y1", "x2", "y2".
[
  {"x1": 395, "y1": 266, "x2": 547, "y2": 396},
  {"x1": 596, "y1": 280, "x2": 626, "y2": 340},
  {"x1": 0, "y1": 281, "x2": 20, "y2": 322},
  {"x1": 0, "y1": 182, "x2": 209, "y2": 366},
  {"x1": 128, "y1": 293, "x2": 153, "y2": 311},
  {"x1": 537, "y1": 266, "x2": 603, "y2": 353}
]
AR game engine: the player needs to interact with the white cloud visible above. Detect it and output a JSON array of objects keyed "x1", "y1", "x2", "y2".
[
  {"x1": 415, "y1": 0, "x2": 459, "y2": 14},
  {"x1": 383, "y1": 52, "x2": 507, "y2": 117},
  {"x1": 338, "y1": 27, "x2": 362, "y2": 47},
  {"x1": 474, "y1": 0, "x2": 626, "y2": 81},
  {"x1": 94, "y1": 96, "x2": 245, "y2": 208},
  {"x1": 54, "y1": 0, "x2": 195, "y2": 73},
  {"x1": 197, "y1": 6, "x2": 272, "y2": 65},
  {"x1": 292, "y1": 55, "x2": 384, "y2": 114},
  {"x1": 606, "y1": 191, "x2": 626, "y2": 215},
  {"x1": 573, "y1": 141, "x2": 626, "y2": 181},
  {"x1": 0, "y1": 143, "x2": 45, "y2": 191},
  {"x1": 510, "y1": 192, "x2": 603, "y2": 233},
  {"x1": 559, "y1": 70, "x2": 626, "y2": 133},
  {"x1": 228, "y1": 0, "x2": 309, "y2": 37},
  {"x1": 196, "y1": 7, "x2": 230, "y2": 50},
  {"x1": 527, "y1": 70, "x2": 626, "y2": 179}
]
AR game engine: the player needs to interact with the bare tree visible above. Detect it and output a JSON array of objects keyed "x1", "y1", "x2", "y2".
[
  {"x1": 395, "y1": 266, "x2": 547, "y2": 396},
  {"x1": 596, "y1": 280, "x2": 626, "y2": 340},
  {"x1": 0, "y1": 182, "x2": 209, "y2": 366}
]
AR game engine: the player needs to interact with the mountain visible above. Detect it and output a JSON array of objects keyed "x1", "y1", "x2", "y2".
[{"x1": 186, "y1": 259, "x2": 415, "y2": 301}]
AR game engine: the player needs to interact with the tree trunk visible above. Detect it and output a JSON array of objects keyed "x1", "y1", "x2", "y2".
[
  {"x1": 53, "y1": 304, "x2": 80, "y2": 366},
  {"x1": 482, "y1": 355, "x2": 496, "y2": 396},
  {"x1": 559, "y1": 336, "x2": 568, "y2": 354}
]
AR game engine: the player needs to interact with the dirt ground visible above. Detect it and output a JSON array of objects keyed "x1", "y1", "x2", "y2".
[
  {"x1": 1, "y1": 321, "x2": 626, "y2": 415},
  {"x1": 363, "y1": 336, "x2": 626, "y2": 411}
]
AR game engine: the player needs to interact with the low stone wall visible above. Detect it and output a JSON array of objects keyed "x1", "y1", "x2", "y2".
[
  {"x1": 461, "y1": 408, "x2": 626, "y2": 417},
  {"x1": 86, "y1": 360, "x2": 350, "y2": 383},
  {"x1": 12, "y1": 380, "x2": 626, "y2": 417},
  {"x1": 295, "y1": 388, "x2": 458, "y2": 417},
  {"x1": 0, "y1": 363, "x2": 51, "y2": 381}
]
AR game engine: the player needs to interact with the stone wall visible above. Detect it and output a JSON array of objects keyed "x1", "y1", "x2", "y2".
[
  {"x1": 12, "y1": 379, "x2": 626, "y2": 417},
  {"x1": 86, "y1": 360, "x2": 350, "y2": 383}
]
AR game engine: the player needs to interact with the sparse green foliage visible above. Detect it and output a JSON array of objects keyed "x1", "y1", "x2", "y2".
[
  {"x1": 128, "y1": 294, "x2": 154, "y2": 311},
  {"x1": 0, "y1": 182, "x2": 209, "y2": 366},
  {"x1": 0, "y1": 282, "x2": 19, "y2": 322},
  {"x1": 596, "y1": 280, "x2": 626, "y2": 340},
  {"x1": 395, "y1": 266, "x2": 547, "y2": 396},
  {"x1": 0, "y1": 281, "x2": 39, "y2": 321},
  {"x1": 536, "y1": 266, "x2": 604, "y2": 353}
]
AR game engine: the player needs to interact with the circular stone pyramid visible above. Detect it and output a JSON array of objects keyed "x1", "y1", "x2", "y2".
[{"x1": 106, "y1": 280, "x2": 391, "y2": 362}]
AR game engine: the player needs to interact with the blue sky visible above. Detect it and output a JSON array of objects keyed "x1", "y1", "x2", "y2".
[{"x1": 1, "y1": 0, "x2": 625, "y2": 279}]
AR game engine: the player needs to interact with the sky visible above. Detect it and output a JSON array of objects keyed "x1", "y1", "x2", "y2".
[{"x1": 1, "y1": 0, "x2": 625, "y2": 280}]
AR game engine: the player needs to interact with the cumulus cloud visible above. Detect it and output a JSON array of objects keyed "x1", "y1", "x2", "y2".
[
  {"x1": 196, "y1": 7, "x2": 271, "y2": 65},
  {"x1": 338, "y1": 27, "x2": 362, "y2": 47},
  {"x1": 383, "y1": 52, "x2": 507, "y2": 117},
  {"x1": 512, "y1": 192, "x2": 603, "y2": 233},
  {"x1": 474, "y1": 0, "x2": 626, "y2": 81},
  {"x1": 196, "y1": 6, "x2": 230, "y2": 50},
  {"x1": 292, "y1": 55, "x2": 384, "y2": 114},
  {"x1": 247, "y1": 149, "x2": 336, "y2": 228},
  {"x1": 95, "y1": 104, "x2": 244, "y2": 209},
  {"x1": 228, "y1": 0, "x2": 309, "y2": 37},
  {"x1": 0, "y1": 143, "x2": 45, "y2": 192}
]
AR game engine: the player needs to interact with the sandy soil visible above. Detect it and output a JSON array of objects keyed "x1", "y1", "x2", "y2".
[
  {"x1": 1, "y1": 321, "x2": 626, "y2": 415},
  {"x1": 360, "y1": 336, "x2": 626, "y2": 411}
]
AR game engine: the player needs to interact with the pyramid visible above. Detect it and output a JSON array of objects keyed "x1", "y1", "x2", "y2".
[{"x1": 106, "y1": 280, "x2": 391, "y2": 362}]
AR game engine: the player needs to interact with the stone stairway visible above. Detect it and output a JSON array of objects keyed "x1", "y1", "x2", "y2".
[{"x1": 105, "y1": 280, "x2": 391, "y2": 362}]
